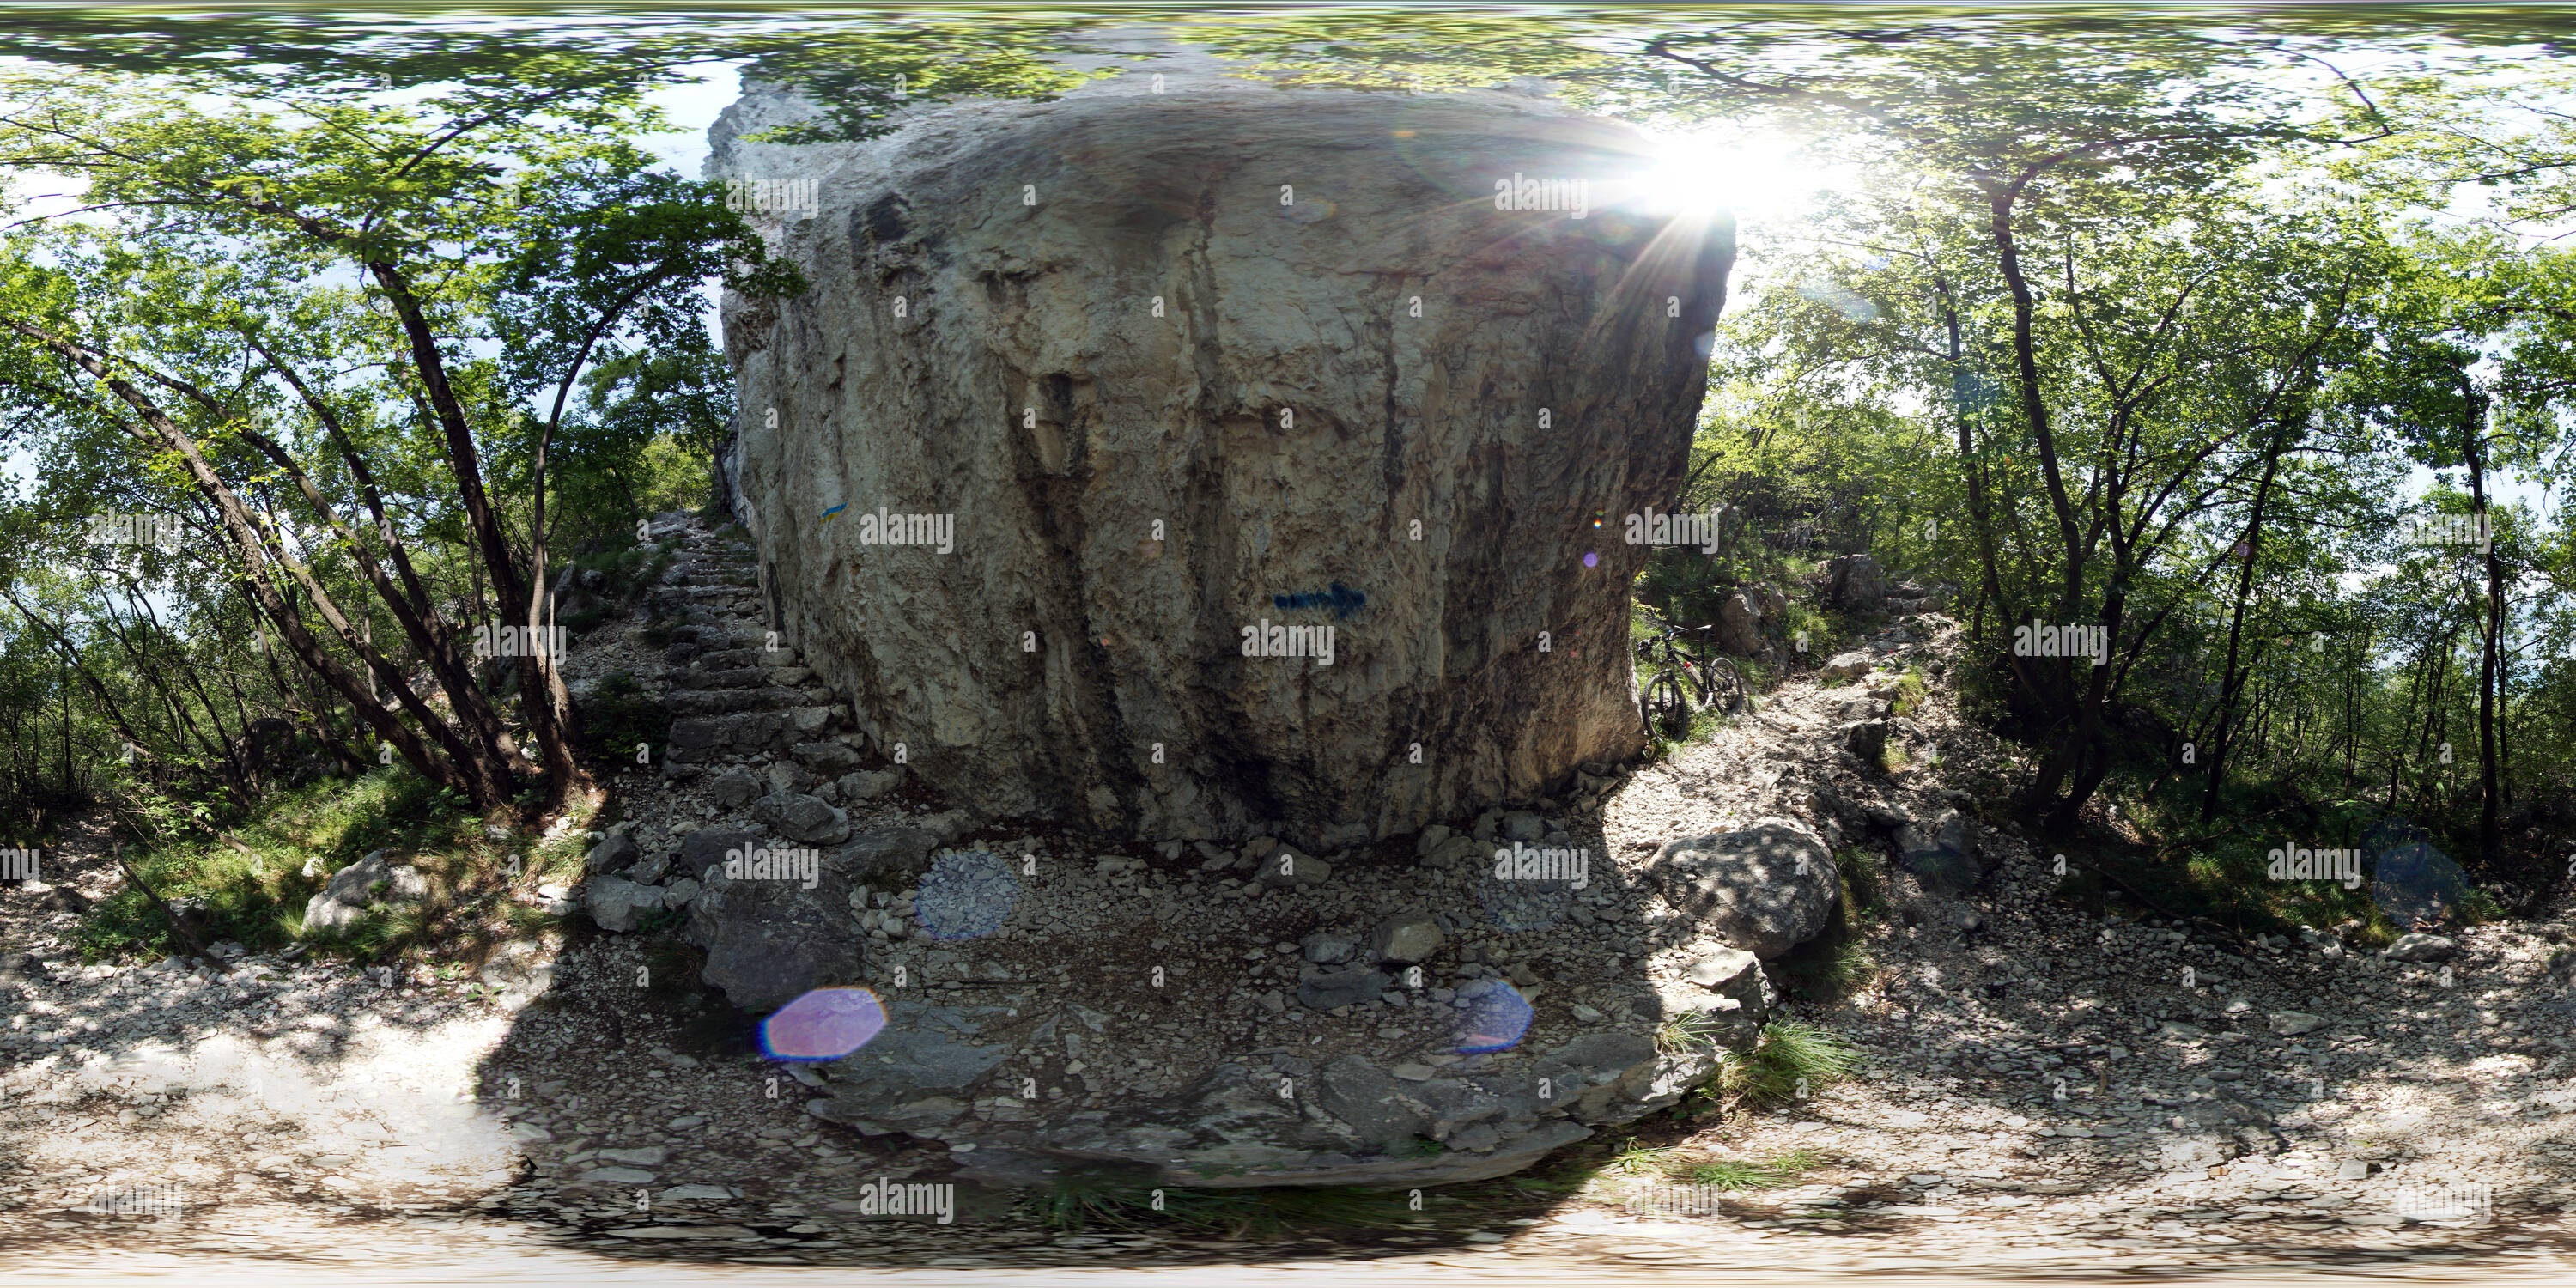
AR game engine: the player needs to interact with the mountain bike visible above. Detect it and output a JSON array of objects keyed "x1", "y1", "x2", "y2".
[{"x1": 1635, "y1": 615, "x2": 1744, "y2": 738}]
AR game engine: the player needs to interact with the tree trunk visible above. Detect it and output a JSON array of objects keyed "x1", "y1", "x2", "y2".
[
  {"x1": 2, "y1": 319, "x2": 513, "y2": 810},
  {"x1": 2200, "y1": 438, "x2": 2289, "y2": 823},
  {"x1": 2459, "y1": 386, "x2": 2504, "y2": 867}
]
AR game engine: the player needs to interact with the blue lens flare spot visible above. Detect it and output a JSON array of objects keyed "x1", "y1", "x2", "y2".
[
  {"x1": 1453, "y1": 979, "x2": 1534, "y2": 1054},
  {"x1": 914, "y1": 848, "x2": 1018, "y2": 940}
]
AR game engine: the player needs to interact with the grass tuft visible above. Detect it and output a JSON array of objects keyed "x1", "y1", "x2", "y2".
[
  {"x1": 1033, "y1": 1177, "x2": 1426, "y2": 1238},
  {"x1": 1678, "y1": 1148, "x2": 1825, "y2": 1190},
  {"x1": 1716, "y1": 1018, "x2": 1862, "y2": 1109}
]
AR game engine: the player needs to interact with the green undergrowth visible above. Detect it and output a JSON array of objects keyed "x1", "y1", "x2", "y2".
[
  {"x1": 1889, "y1": 665, "x2": 1929, "y2": 717},
  {"x1": 73, "y1": 769, "x2": 569, "y2": 966},
  {"x1": 1577, "y1": 1137, "x2": 1829, "y2": 1197},
  {"x1": 577, "y1": 669, "x2": 669, "y2": 764},
  {"x1": 1033, "y1": 1176, "x2": 1432, "y2": 1237},
  {"x1": 2043, "y1": 793, "x2": 2494, "y2": 947},
  {"x1": 1716, "y1": 1019, "x2": 1862, "y2": 1109}
]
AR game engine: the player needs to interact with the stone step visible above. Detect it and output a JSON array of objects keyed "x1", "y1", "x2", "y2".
[
  {"x1": 693, "y1": 647, "x2": 801, "y2": 670},
  {"x1": 672, "y1": 606, "x2": 758, "y2": 628},
  {"x1": 665, "y1": 705, "x2": 835, "y2": 761},
  {"x1": 669, "y1": 665, "x2": 813, "y2": 693},
  {"x1": 654, "y1": 572, "x2": 752, "y2": 590},
  {"x1": 671, "y1": 666, "x2": 769, "y2": 692},
  {"x1": 653, "y1": 585, "x2": 749, "y2": 605},
  {"x1": 663, "y1": 685, "x2": 825, "y2": 718}
]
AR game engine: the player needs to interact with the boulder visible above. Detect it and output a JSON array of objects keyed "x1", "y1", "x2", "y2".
[
  {"x1": 1826, "y1": 553, "x2": 1886, "y2": 611},
  {"x1": 301, "y1": 850, "x2": 428, "y2": 935},
  {"x1": 1297, "y1": 967, "x2": 1390, "y2": 1012},
  {"x1": 751, "y1": 791, "x2": 852, "y2": 845},
  {"x1": 583, "y1": 833, "x2": 640, "y2": 876},
  {"x1": 1820, "y1": 651, "x2": 1875, "y2": 683},
  {"x1": 1253, "y1": 851, "x2": 1332, "y2": 889},
  {"x1": 1820, "y1": 690, "x2": 1889, "y2": 722},
  {"x1": 1658, "y1": 947, "x2": 1773, "y2": 1049},
  {"x1": 765, "y1": 762, "x2": 822, "y2": 797},
  {"x1": 1715, "y1": 590, "x2": 1765, "y2": 656},
  {"x1": 2383, "y1": 933, "x2": 2458, "y2": 963},
  {"x1": 812, "y1": 998, "x2": 1018, "y2": 1135},
  {"x1": 838, "y1": 768, "x2": 902, "y2": 802},
  {"x1": 2268, "y1": 1011, "x2": 2326, "y2": 1036},
  {"x1": 685, "y1": 848, "x2": 861, "y2": 1012},
  {"x1": 794, "y1": 740, "x2": 864, "y2": 775},
  {"x1": 1681, "y1": 947, "x2": 1760, "y2": 989},
  {"x1": 1424, "y1": 835, "x2": 1487, "y2": 871},
  {"x1": 834, "y1": 824, "x2": 943, "y2": 883},
  {"x1": 710, "y1": 58, "x2": 1732, "y2": 851},
  {"x1": 1647, "y1": 820, "x2": 1838, "y2": 958},
  {"x1": 1895, "y1": 808, "x2": 1981, "y2": 894},
  {"x1": 1301, "y1": 933, "x2": 1358, "y2": 965},
  {"x1": 705, "y1": 767, "x2": 762, "y2": 809},
  {"x1": 1840, "y1": 719, "x2": 1890, "y2": 764},
  {"x1": 1368, "y1": 917, "x2": 1445, "y2": 965},
  {"x1": 677, "y1": 828, "x2": 763, "y2": 880},
  {"x1": 585, "y1": 877, "x2": 664, "y2": 933}
]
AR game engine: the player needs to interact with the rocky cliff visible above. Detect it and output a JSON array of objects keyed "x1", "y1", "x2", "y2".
[{"x1": 711, "y1": 50, "x2": 1731, "y2": 851}]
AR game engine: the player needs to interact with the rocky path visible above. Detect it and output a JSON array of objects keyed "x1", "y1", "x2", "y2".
[
  {"x1": 4, "y1": 527, "x2": 2573, "y2": 1279},
  {"x1": 1606, "y1": 617, "x2": 2576, "y2": 1263}
]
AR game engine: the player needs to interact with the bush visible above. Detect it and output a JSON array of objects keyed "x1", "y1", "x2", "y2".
[
  {"x1": 73, "y1": 769, "x2": 484, "y2": 963},
  {"x1": 577, "y1": 670, "x2": 667, "y2": 763}
]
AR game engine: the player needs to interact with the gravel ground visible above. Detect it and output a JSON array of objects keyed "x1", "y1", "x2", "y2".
[{"x1": 5, "y1": 545, "x2": 2573, "y2": 1278}]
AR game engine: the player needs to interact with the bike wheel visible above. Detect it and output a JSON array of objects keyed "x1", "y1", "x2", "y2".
[
  {"x1": 1643, "y1": 672, "x2": 1692, "y2": 739},
  {"x1": 1703, "y1": 658, "x2": 1745, "y2": 714}
]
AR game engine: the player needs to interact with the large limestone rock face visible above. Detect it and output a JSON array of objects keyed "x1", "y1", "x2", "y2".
[{"x1": 713, "y1": 59, "x2": 1731, "y2": 849}]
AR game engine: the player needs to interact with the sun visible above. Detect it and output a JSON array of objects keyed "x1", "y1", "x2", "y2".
[{"x1": 1626, "y1": 129, "x2": 1830, "y2": 224}]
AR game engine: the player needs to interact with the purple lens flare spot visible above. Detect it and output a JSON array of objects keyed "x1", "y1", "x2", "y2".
[
  {"x1": 761, "y1": 986, "x2": 887, "y2": 1062},
  {"x1": 1584, "y1": 550, "x2": 1599, "y2": 568},
  {"x1": 1452, "y1": 979, "x2": 1534, "y2": 1054}
]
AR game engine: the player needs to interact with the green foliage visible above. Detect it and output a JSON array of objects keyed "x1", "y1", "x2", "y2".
[
  {"x1": 1033, "y1": 1176, "x2": 1425, "y2": 1237},
  {"x1": 575, "y1": 670, "x2": 667, "y2": 763},
  {"x1": 1677, "y1": 1149, "x2": 1825, "y2": 1191},
  {"x1": 1836, "y1": 845, "x2": 1889, "y2": 915},
  {"x1": 1654, "y1": 1009, "x2": 1732, "y2": 1057},
  {"x1": 1890, "y1": 667, "x2": 1929, "y2": 718},
  {"x1": 74, "y1": 768, "x2": 477, "y2": 962},
  {"x1": 1717, "y1": 1020, "x2": 1862, "y2": 1109}
]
